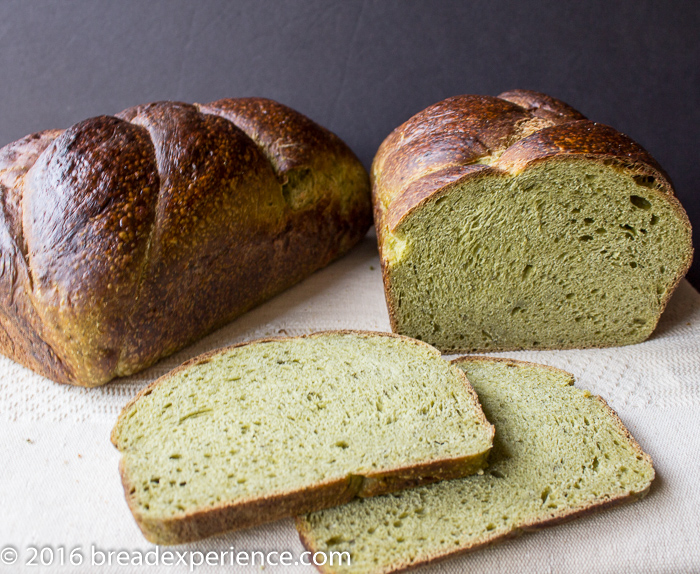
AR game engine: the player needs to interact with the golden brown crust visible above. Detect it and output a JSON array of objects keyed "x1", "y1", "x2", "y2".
[
  {"x1": 497, "y1": 89, "x2": 587, "y2": 122},
  {"x1": 197, "y1": 98, "x2": 357, "y2": 180},
  {"x1": 111, "y1": 330, "x2": 494, "y2": 545},
  {"x1": 0, "y1": 133, "x2": 73, "y2": 383},
  {"x1": 493, "y1": 120, "x2": 669, "y2": 177},
  {"x1": 296, "y1": 355, "x2": 655, "y2": 574},
  {"x1": 0, "y1": 99, "x2": 372, "y2": 387}
]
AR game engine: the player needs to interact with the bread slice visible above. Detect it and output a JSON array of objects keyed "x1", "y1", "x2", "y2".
[
  {"x1": 372, "y1": 90, "x2": 693, "y2": 352},
  {"x1": 296, "y1": 357, "x2": 655, "y2": 574},
  {"x1": 111, "y1": 332, "x2": 494, "y2": 544}
]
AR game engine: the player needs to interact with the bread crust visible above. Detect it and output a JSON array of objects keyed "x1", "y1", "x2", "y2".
[
  {"x1": 295, "y1": 355, "x2": 655, "y2": 574},
  {"x1": 0, "y1": 98, "x2": 372, "y2": 386},
  {"x1": 371, "y1": 90, "x2": 693, "y2": 350},
  {"x1": 111, "y1": 330, "x2": 495, "y2": 545}
]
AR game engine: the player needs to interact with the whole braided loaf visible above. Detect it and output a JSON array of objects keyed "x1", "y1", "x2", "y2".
[
  {"x1": 372, "y1": 90, "x2": 692, "y2": 352},
  {"x1": 0, "y1": 98, "x2": 372, "y2": 386}
]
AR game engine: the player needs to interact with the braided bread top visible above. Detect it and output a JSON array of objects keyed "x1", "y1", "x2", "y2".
[
  {"x1": 0, "y1": 98, "x2": 371, "y2": 386},
  {"x1": 372, "y1": 90, "x2": 671, "y2": 233}
]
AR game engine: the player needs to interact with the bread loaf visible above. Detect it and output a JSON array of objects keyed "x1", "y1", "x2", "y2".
[
  {"x1": 111, "y1": 331, "x2": 494, "y2": 544},
  {"x1": 0, "y1": 98, "x2": 371, "y2": 386},
  {"x1": 296, "y1": 356, "x2": 655, "y2": 574},
  {"x1": 372, "y1": 90, "x2": 692, "y2": 352}
]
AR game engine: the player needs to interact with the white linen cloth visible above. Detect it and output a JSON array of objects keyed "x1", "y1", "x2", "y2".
[{"x1": 1, "y1": 233, "x2": 699, "y2": 573}]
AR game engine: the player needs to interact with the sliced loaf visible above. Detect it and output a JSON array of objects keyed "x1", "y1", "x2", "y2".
[
  {"x1": 372, "y1": 90, "x2": 693, "y2": 352},
  {"x1": 111, "y1": 332, "x2": 494, "y2": 544},
  {"x1": 296, "y1": 357, "x2": 655, "y2": 574}
]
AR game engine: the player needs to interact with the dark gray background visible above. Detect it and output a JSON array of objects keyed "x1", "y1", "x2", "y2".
[{"x1": 0, "y1": 1, "x2": 698, "y2": 284}]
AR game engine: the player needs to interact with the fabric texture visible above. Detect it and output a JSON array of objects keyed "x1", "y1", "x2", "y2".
[{"x1": 1, "y1": 233, "x2": 699, "y2": 573}]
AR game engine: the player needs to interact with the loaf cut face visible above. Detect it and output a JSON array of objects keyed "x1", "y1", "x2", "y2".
[
  {"x1": 297, "y1": 357, "x2": 654, "y2": 574},
  {"x1": 0, "y1": 98, "x2": 371, "y2": 386},
  {"x1": 372, "y1": 90, "x2": 692, "y2": 352},
  {"x1": 111, "y1": 332, "x2": 494, "y2": 544}
]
